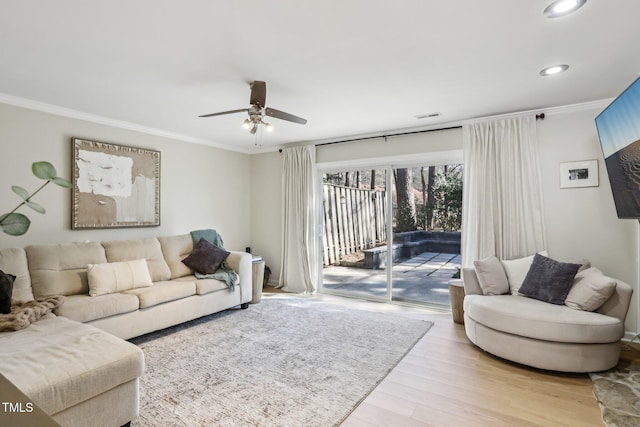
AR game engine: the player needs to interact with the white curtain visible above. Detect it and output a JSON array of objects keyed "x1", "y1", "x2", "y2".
[
  {"x1": 278, "y1": 145, "x2": 318, "y2": 293},
  {"x1": 461, "y1": 116, "x2": 547, "y2": 267}
]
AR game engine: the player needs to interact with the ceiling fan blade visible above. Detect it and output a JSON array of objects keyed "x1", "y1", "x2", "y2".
[
  {"x1": 250, "y1": 81, "x2": 267, "y2": 107},
  {"x1": 198, "y1": 109, "x2": 248, "y2": 118},
  {"x1": 265, "y1": 107, "x2": 307, "y2": 125}
]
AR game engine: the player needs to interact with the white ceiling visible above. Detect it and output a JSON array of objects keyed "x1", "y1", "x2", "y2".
[{"x1": 1, "y1": 1, "x2": 639, "y2": 153}]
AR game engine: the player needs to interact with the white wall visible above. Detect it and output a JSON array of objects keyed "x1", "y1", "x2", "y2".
[
  {"x1": 249, "y1": 151, "x2": 283, "y2": 282},
  {"x1": 537, "y1": 106, "x2": 638, "y2": 333},
  {"x1": 0, "y1": 103, "x2": 251, "y2": 251},
  {"x1": 250, "y1": 107, "x2": 639, "y2": 334}
]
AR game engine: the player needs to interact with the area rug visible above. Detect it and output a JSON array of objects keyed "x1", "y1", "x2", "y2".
[
  {"x1": 590, "y1": 360, "x2": 640, "y2": 427},
  {"x1": 129, "y1": 296, "x2": 432, "y2": 427}
]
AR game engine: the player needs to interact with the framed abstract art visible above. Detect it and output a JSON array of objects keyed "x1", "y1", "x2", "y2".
[{"x1": 71, "y1": 138, "x2": 160, "y2": 229}]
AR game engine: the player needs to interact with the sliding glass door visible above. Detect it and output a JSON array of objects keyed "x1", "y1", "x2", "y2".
[
  {"x1": 390, "y1": 165, "x2": 462, "y2": 306},
  {"x1": 319, "y1": 162, "x2": 462, "y2": 308},
  {"x1": 320, "y1": 168, "x2": 390, "y2": 301}
]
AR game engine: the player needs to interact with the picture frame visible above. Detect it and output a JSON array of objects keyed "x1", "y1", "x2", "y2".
[
  {"x1": 559, "y1": 159, "x2": 598, "y2": 189},
  {"x1": 71, "y1": 138, "x2": 160, "y2": 229}
]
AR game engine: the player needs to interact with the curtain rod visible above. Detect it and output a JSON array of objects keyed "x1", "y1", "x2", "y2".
[
  {"x1": 279, "y1": 113, "x2": 545, "y2": 151},
  {"x1": 314, "y1": 125, "x2": 462, "y2": 147}
]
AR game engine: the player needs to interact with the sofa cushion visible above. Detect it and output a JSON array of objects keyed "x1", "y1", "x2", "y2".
[
  {"x1": 124, "y1": 280, "x2": 196, "y2": 308},
  {"x1": 26, "y1": 242, "x2": 108, "y2": 298},
  {"x1": 158, "y1": 234, "x2": 194, "y2": 279},
  {"x1": 182, "y1": 238, "x2": 230, "y2": 275},
  {"x1": 0, "y1": 247, "x2": 33, "y2": 301},
  {"x1": 170, "y1": 275, "x2": 227, "y2": 295},
  {"x1": 464, "y1": 294, "x2": 624, "y2": 343},
  {"x1": 0, "y1": 316, "x2": 144, "y2": 416},
  {"x1": 55, "y1": 293, "x2": 140, "y2": 323},
  {"x1": 473, "y1": 256, "x2": 509, "y2": 295},
  {"x1": 518, "y1": 254, "x2": 581, "y2": 305},
  {"x1": 501, "y1": 251, "x2": 547, "y2": 295},
  {"x1": 196, "y1": 278, "x2": 231, "y2": 295},
  {"x1": 566, "y1": 267, "x2": 617, "y2": 312},
  {"x1": 102, "y1": 238, "x2": 171, "y2": 282},
  {"x1": 87, "y1": 259, "x2": 153, "y2": 296}
]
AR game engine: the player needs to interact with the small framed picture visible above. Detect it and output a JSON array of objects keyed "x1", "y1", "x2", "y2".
[{"x1": 559, "y1": 160, "x2": 598, "y2": 189}]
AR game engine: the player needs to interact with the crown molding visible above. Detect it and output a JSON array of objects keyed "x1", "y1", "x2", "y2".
[
  {"x1": 0, "y1": 92, "x2": 252, "y2": 154},
  {"x1": 284, "y1": 98, "x2": 615, "y2": 153},
  {"x1": 0, "y1": 91, "x2": 613, "y2": 156},
  {"x1": 459, "y1": 99, "x2": 613, "y2": 126}
]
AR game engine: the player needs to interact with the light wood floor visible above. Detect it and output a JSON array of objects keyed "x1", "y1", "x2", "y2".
[{"x1": 263, "y1": 287, "x2": 640, "y2": 427}]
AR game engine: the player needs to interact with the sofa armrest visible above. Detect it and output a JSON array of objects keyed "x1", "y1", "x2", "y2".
[
  {"x1": 462, "y1": 267, "x2": 483, "y2": 295},
  {"x1": 226, "y1": 251, "x2": 253, "y2": 303},
  {"x1": 596, "y1": 279, "x2": 633, "y2": 323}
]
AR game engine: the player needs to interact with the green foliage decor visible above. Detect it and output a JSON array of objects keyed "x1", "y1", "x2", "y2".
[{"x1": 0, "y1": 161, "x2": 73, "y2": 236}]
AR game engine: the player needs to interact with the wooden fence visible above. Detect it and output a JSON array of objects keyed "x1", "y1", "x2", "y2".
[{"x1": 322, "y1": 184, "x2": 387, "y2": 266}]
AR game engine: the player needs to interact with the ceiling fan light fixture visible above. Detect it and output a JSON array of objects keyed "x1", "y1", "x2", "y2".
[
  {"x1": 540, "y1": 64, "x2": 569, "y2": 76},
  {"x1": 199, "y1": 81, "x2": 307, "y2": 136},
  {"x1": 544, "y1": 0, "x2": 587, "y2": 18}
]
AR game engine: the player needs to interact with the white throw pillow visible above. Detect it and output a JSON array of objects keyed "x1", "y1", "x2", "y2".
[
  {"x1": 565, "y1": 267, "x2": 617, "y2": 311},
  {"x1": 501, "y1": 251, "x2": 547, "y2": 295},
  {"x1": 87, "y1": 258, "x2": 153, "y2": 297},
  {"x1": 473, "y1": 256, "x2": 509, "y2": 295}
]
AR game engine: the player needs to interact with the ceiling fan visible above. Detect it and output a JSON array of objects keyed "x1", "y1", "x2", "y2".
[{"x1": 199, "y1": 81, "x2": 307, "y2": 134}]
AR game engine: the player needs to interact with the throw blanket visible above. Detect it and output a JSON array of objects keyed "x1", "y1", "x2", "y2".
[
  {"x1": 0, "y1": 296, "x2": 66, "y2": 332},
  {"x1": 190, "y1": 229, "x2": 239, "y2": 291}
]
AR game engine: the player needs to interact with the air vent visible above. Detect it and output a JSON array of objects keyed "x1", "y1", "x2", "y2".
[{"x1": 415, "y1": 112, "x2": 441, "y2": 119}]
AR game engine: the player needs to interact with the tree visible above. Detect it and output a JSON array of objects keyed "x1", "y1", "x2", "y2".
[
  {"x1": 420, "y1": 167, "x2": 426, "y2": 229},
  {"x1": 323, "y1": 172, "x2": 343, "y2": 186},
  {"x1": 394, "y1": 168, "x2": 417, "y2": 232},
  {"x1": 424, "y1": 166, "x2": 436, "y2": 230},
  {"x1": 431, "y1": 165, "x2": 463, "y2": 231}
]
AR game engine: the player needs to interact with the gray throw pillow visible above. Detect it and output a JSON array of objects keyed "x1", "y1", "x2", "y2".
[
  {"x1": 182, "y1": 238, "x2": 230, "y2": 275},
  {"x1": 518, "y1": 254, "x2": 581, "y2": 305},
  {"x1": 473, "y1": 256, "x2": 509, "y2": 295},
  {"x1": 0, "y1": 269, "x2": 16, "y2": 314}
]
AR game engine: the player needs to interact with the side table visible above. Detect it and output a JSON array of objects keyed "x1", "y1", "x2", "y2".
[
  {"x1": 448, "y1": 279, "x2": 465, "y2": 324},
  {"x1": 251, "y1": 257, "x2": 265, "y2": 304}
]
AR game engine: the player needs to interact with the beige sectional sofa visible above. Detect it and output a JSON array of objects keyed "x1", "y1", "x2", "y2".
[
  {"x1": 0, "y1": 233, "x2": 252, "y2": 427},
  {"x1": 462, "y1": 263, "x2": 633, "y2": 373}
]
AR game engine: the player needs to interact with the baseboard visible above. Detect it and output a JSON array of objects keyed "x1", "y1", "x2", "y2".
[
  {"x1": 265, "y1": 278, "x2": 279, "y2": 287},
  {"x1": 623, "y1": 331, "x2": 640, "y2": 342}
]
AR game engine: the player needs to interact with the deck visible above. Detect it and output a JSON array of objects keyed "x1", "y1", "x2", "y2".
[{"x1": 322, "y1": 252, "x2": 461, "y2": 307}]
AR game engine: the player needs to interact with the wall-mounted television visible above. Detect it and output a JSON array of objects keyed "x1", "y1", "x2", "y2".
[{"x1": 595, "y1": 76, "x2": 640, "y2": 219}]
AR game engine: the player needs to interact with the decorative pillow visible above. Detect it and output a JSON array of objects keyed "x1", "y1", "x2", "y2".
[
  {"x1": 87, "y1": 259, "x2": 153, "y2": 297},
  {"x1": 501, "y1": 251, "x2": 547, "y2": 295},
  {"x1": 473, "y1": 256, "x2": 509, "y2": 295},
  {"x1": 182, "y1": 238, "x2": 230, "y2": 275},
  {"x1": 0, "y1": 270, "x2": 16, "y2": 314},
  {"x1": 565, "y1": 267, "x2": 617, "y2": 311},
  {"x1": 518, "y1": 254, "x2": 581, "y2": 305}
]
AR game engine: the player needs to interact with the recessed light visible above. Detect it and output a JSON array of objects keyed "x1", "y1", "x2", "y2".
[
  {"x1": 544, "y1": 0, "x2": 587, "y2": 18},
  {"x1": 540, "y1": 64, "x2": 569, "y2": 76}
]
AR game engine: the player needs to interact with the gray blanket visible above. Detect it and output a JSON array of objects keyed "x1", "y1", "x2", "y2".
[{"x1": 190, "y1": 229, "x2": 238, "y2": 290}]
